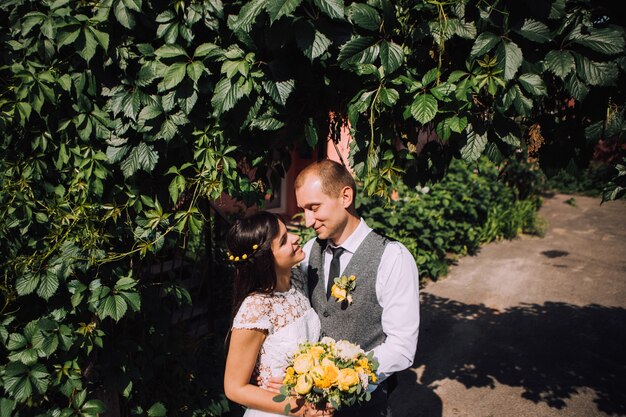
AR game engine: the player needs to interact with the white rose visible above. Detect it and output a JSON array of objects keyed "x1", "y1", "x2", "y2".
[
  {"x1": 320, "y1": 336, "x2": 335, "y2": 346},
  {"x1": 335, "y1": 340, "x2": 362, "y2": 361}
]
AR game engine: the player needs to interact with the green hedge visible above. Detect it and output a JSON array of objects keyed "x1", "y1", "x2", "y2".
[{"x1": 357, "y1": 157, "x2": 545, "y2": 280}]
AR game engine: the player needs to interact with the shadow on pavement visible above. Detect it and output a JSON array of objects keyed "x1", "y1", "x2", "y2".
[
  {"x1": 411, "y1": 293, "x2": 626, "y2": 415},
  {"x1": 389, "y1": 368, "x2": 443, "y2": 417}
]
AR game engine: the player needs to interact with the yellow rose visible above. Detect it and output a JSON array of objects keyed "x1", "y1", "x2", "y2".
[
  {"x1": 337, "y1": 368, "x2": 360, "y2": 391},
  {"x1": 309, "y1": 345, "x2": 325, "y2": 362},
  {"x1": 330, "y1": 285, "x2": 347, "y2": 302},
  {"x1": 311, "y1": 364, "x2": 339, "y2": 389},
  {"x1": 294, "y1": 375, "x2": 313, "y2": 395},
  {"x1": 293, "y1": 353, "x2": 314, "y2": 374},
  {"x1": 349, "y1": 275, "x2": 356, "y2": 281},
  {"x1": 283, "y1": 367, "x2": 296, "y2": 384},
  {"x1": 321, "y1": 356, "x2": 335, "y2": 367},
  {"x1": 358, "y1": 357, "x2": 369, "y2": 369}
]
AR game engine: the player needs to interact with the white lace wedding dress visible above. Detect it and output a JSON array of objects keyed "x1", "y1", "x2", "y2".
[{"x1": 232, "y1": 274, "x2": 321, "y2": 417}]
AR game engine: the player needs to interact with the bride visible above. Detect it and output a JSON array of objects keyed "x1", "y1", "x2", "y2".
[{"x1": 223, "y1": 211, "x2": 333, "y2": 417}]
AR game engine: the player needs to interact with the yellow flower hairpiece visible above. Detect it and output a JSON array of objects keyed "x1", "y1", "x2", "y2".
[{"x1": 228, "y1": 243, "x2": 261, "y2": 263}]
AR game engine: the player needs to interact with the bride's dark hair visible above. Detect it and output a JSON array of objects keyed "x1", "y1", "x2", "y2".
[{"x1": 226, "y1": 211, "x2": 281, "y2": 323}]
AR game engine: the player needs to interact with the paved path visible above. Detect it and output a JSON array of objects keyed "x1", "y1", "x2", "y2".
[{"x1": 390, "y1": 193, "x2": 626, "y2": 417}]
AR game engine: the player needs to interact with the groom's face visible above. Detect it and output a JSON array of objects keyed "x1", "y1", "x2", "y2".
[{"x1": 295, "y1": 174, "x2": 349, "y2": 243}]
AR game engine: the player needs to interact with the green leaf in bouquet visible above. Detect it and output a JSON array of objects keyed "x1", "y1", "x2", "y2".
[{"x1": 272, "y1": 393, "x2": 286, "y2": 402}]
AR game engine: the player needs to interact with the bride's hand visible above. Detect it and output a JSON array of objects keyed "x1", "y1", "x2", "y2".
[{"x1": 264, "y1": 375, "x2": 284, "y2": 393}]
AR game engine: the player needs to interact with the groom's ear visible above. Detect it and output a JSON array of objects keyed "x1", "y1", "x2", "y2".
[{"x1": 340, "y1": 185, "x2": 354, "y2": 209}]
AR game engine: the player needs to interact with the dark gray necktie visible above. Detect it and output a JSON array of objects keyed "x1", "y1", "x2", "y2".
[{"x1": 327, "y1": 246, "x2": 345, "y2": 299}]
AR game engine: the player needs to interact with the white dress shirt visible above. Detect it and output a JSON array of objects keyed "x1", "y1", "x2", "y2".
[{"x1": 300, "y1": 219, "x2": 420, "y2": 381}]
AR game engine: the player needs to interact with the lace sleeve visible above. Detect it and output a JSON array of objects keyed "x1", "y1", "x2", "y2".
[
  {"x1": 232, "y1": 294, "x2": 273, "y2": 333},
  {"x1": 291, "y1": 267, "x2": 309, "y2": 297}
]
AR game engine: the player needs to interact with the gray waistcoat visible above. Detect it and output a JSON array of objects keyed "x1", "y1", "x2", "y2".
[{"x1": 307, "y1": 231, "x2": 388, "y2": 352}]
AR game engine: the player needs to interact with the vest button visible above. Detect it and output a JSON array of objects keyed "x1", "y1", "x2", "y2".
[{"x1": 323, "y1": 311, "x2": 330, "y2": 317}]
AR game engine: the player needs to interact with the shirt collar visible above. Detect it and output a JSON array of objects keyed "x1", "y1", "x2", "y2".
[{"x1": 327, "y1": 218, "x2": 372, "y2": 254}]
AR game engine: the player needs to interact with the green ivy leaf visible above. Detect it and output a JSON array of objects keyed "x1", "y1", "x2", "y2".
[
  {"x1": 379, "y1": 87, "x2": 399, "y2": 107},
  {"x1": 186, "y1": 61, "x2": 205, "y2": 83},
  {"x1": 79, "y1": 29, "x2": 98, "y2": 63},
  {"x1": 338, "y1": 36, "x2": 379, "y2": 70},
  {"x1": 3, "y1": 362, "x2": 49, "y2": 402},
  {"x1": 514, "y1": 19, "x2": 551, "y2": 43},
  {"x1": 0, "y1": 398, "x2": 16, "y2": 417},
  {"x1": 304, "y1": 117, "x2": 318, "y2": 147},
  {"x1": 120, "y1": 143, "x2": 159, "y2": 177},
  {"x1": 114, "y1": 0, "x2": 135, "y2": 29},
  {"x1": 496, "y1": 40, "x2": 523, "y2": 80},
  {"x1": 470, "y1": 32, "x2": 499, "y2": 57},
  {"x1": 15, "y1": 272, "x2": 40, "y2": 296},
  {"x1": 99, "y1": 294, "x2": 128, "y2": 321},
  {"x1": 211, "y1": 78, "x2": 245, "y2": 115},
  {"x1": 511, "y1": 85, "x2": 533, "y2": 116},
  {"x1": 114, "y1": 276, "x2": 137, "y2": 291},
  {"x1": 543, "y1": 50, "x2": 575, "y2": 79},
  {"x1": 410, "y1": 94, "x2": 437, "y2": 124},
  {"x1": 21, "y1": 12, "x2": 45, "y2": 36},
  {"x1": 228, "y1": 0, "x2": 265, "y2": 32},
  {"x1": 574, "y1": 54, "x2": 618, "y2": 87},
  {"x1": 121, "y1": 291, "x2": 141, "y2": 312},
  {"x1": 192, "y1": 44, "x2": 218, "y2": 62},
  {"x1": 89, "y1": 27, "x2": 109, "y2": 51},
  {"x1": 380, "y1": 41, "x2": 404, "y2": 75},
  {"x1": 168, "y1": 174, "x2": 185, "y2": 204},
  {"x1": 6, "y1": 333, "x2": 27, "y2": 351},
  {"x1": 453, "y1": 20, "x2": 477, "y2": 39},
  {"x1": 106, "y1": 144, "x2": 130, "y2": 164},
  {"x1": 430, "y1": 82, "x2": 456, "y2": 100},
  {"x1": 295, "y1": 22, "x2": 332, "y2": 61},
  {"x1": 15, "y1": 102, "x2": 32, "y2": 125},
  {"x1": 250, "y1": 115, "x2": 285, "y2": 131},
  {"x1": 263, "y1": 80, "x2": 295, "y2": 106},
  {"x1": 81, "y1": 400, "x2": 106, "y2": 416},
  {"x1": 37, "y1": 269, "x2": 59, "y2": 300},
  {"x1": 57, "y1": 28, "x2": 80, "y2": 48},
  {"x1": 147, "y1": 402, "x2": 167, "y2": 417},
  {"x1": 267, "y1": 0, "x2": 303, "y2": 22},
  {"x1": 347, "y1": 3, "x2": 380, "y2": 31},
  {"x1": 159, "y1": 62, "x2": 187, "y2": 91},
  {"x1": 448, "y1": 116, "x2": 468, "y2": 133},
  {"x1": 313, "y1": 0, "x2": 345, "y2": 20},
  {"x1": 565, "y1": 73, "x2": 589, "y2": 101},
  {"x1": 155, "y1": 44, "x2": 187, "y2": 59},
  {"x1": 572, "y1": 27, "x2": 625, "y2": 56},
  {"x1": 137, "y1": 104, "x2": 163, "y2": 125},
  {"x1": 518, "y1": 73, "x2": 547, "y2": 96},
  {"x1": 461, "y1": 126, "x2": 487, "y2": 162}
]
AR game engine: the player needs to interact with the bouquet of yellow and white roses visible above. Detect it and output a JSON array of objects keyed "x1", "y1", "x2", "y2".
[{"x1": 273, "y1": 336, "x2": 379, "y2": 413}]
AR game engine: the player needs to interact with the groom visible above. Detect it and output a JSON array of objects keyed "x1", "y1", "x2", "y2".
[{"x1": 294, "y1": 159, "x2": 420, "y2": 417}]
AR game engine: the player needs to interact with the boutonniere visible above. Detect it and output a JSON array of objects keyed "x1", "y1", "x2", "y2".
[{"x1": 330, "y1": 275, "x2": 357, "y2": 305}]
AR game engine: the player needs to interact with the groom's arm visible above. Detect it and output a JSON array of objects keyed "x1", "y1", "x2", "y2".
[{"x1": 370, "y1": 241, "x2": 420, "y2": 382}]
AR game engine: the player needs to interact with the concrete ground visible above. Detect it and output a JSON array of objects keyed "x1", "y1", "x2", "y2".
[{"x1": 389, "y1": 193, "x2": 626, "y2": 417}]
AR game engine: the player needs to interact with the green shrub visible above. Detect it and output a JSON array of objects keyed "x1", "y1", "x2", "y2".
[
  {"x1": 357, "y1": 157, "x2": 544, "y2": 281},
  {"x1": 543, "y1": 164, "x2": 614, "y2": 197}
]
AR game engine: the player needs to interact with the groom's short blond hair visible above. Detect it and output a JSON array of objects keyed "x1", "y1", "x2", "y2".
[{"x1": 295, "y1": 159, "x2": 356, "y2": 203}]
